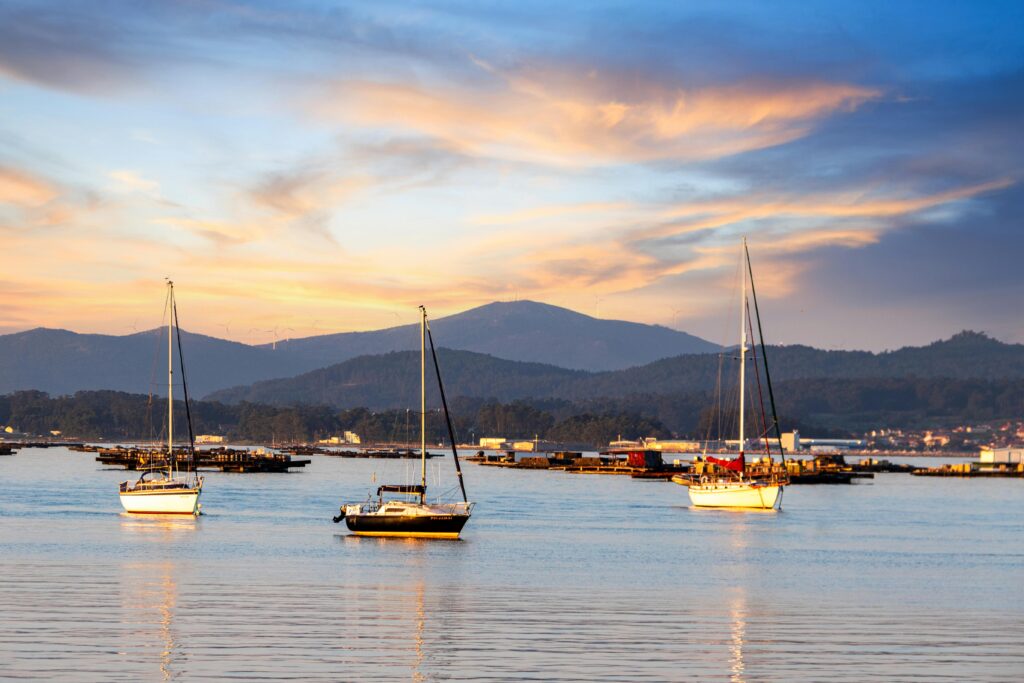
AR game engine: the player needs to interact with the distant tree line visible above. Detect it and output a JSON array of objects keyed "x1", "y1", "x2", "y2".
[
  {"x1": 3, "y1": 374, "x2": 1022, "y2": 446},
  {"x1": 0, "y1": 391, "x2": 669, "y2": 446}
]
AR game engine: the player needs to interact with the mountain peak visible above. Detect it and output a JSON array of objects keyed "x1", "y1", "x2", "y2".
[
  {"x1": 264, "y1": 299, "x2": 718, "y2": 372},
  {"x1": 449, "y1": 300, "x2": 596, "y2": 322},
  {"x1": 925, "y1": 330, "x2": 1008, "y2": 351}
]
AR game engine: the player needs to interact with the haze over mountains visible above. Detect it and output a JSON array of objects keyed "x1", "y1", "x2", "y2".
[
  {"x1": 262, "y1": 300, "x2": 717, "y2": 371},
  {"x1": 3, "y1": 292, "x2": 1020, "y2": 417},
  {"x1": 0, "y1": 301, "x2": 716, "y2": 396},
  {"x1": 209, "y1": 331, "x2": 1024, "y2": 410},
  {"x1": 0, "y1": 328, "x2": 307, "y2": 398}
]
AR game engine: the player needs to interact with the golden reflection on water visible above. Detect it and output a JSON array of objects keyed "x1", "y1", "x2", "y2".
[
  {"x1": 119, "y1": 514, "x2": 198, "y2": 537},
  {"x1": 157, "y1": 571, "x2": 177, "y2": 681},
  {"x1": 119, "y1": 516, "x2": 194, "y2": 681},
  {"x1": 334, "y1": 534, "x2": 463, "y2": 681},
  {"x1": 729, "y1": 589, "x2": 747, "y2": 683},
  {"x1": 411, "y1": 581, "x2": 427, "y2": 683},
  {"x1": 339, "y1": 534, "x2": 464, "y2": 546},
  {"x1": 727, "y1": 514, "x2": 749, "y2": 683}
]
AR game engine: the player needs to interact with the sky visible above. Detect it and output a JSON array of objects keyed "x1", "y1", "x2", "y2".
[{"x1": 0, "y1": 0, "x2": 1021, "y2": 350}]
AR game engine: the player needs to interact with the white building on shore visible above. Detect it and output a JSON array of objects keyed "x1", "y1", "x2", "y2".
[{"x1": 980, "y1": 447, "x2": 1023, "y2": 464}]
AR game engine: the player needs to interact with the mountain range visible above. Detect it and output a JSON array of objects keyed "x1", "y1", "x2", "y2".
[
  {"x1": 260, "y1": 300, "x2": 717, "y2": 371},
  {"x1": 0, "y1": 301, "x2": 716, "y2": 396},
  {"x1": 207, "y1": 331, "x2": 1024, "y2": 410}
]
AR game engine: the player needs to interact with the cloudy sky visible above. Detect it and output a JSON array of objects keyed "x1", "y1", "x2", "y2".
[{"x1": 1, "y1": 0, "x2": 1021, "y2": 349}]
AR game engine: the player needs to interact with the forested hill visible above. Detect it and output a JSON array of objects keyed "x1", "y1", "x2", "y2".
[
  {"x1": 207, "y1": 331, "x2": 1024, "y2": 409},
  {"x1": 576, "y1": 331, "x2": 1024, "y2": 397},
  {"x1": 5, "y1": 334, "x2": 1024, "y2": 440},
  {"x1": 207, "y1": 349, "x2": 587, "y2": 409},
  {"x1": 0, "y1": 300, "x2": 716, "y2": 396},
  {"x1": 262, "y1": 300, "x2": 718, "y2": 371}
]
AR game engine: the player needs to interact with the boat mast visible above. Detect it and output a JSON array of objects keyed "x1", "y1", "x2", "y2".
[
  {"x1": 167, "y1": 280, "x2": 174, "y2": 476},
  {"x1": 738, "y1": 239, "x2": 747, "y2": 458},
  {"x1": 420, "y1": 305, "x2": 427, "y2": 504}
]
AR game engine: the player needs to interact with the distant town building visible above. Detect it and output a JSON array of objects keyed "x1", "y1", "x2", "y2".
[
  {"x1": 318, "y1": 431, "x2": 362, "y2": 446},
  {"x1": 477, "y1": 437, "x2": 559, "y2": 452},
  {"x1": 196, "y1": 434, "x2": 225, "y2": 444},
  {"x1": 781, "y1": 431, "x2": 800, "y2": 453},
  {"x1": 781, "y1": 430, "x2": 865, "y2": 452},
  {"x1": 643, "y1": 438, "x2": 703, "y2": 453},
  {"x1": 511, "y1": 439, "x2": 558, "y2": 452},
  {"x1": 980, "y1": 447, "x2": 1024, "y2": 464},
  {"x1": 923, "y1": 431, "x2": 951, "y2": 447}
]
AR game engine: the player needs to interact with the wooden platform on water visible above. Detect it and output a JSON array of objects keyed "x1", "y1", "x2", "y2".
[
  {"x1": 911, "y1": 464, "x2": 1024, "y2": 478},
  {"x1": 94, "y1": 446, "x2": 310, "y2": 473},
  {"x1": 279, "y1": 446, "x2": 439, "y2": 458},
  {"x1": 468, "y1": 451, "x2": 690, "y2": 477}
]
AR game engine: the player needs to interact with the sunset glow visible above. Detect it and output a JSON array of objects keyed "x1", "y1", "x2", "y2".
[{"x1": 1, "y1": 1, "x2": 1021, "y2": 348}]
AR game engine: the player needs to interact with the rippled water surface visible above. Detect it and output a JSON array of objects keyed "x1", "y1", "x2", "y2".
[{"x1": 1, "y1": 448, "x2": 1022, "y2": 681}]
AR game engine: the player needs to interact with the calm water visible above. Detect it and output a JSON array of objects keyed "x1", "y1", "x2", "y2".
[{"x1": 1, "y1": 447, "x2": 1022, "y2": 682}]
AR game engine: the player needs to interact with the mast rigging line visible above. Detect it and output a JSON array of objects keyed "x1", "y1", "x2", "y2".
[
  {"x1": 423, "y1": 311, "x2": 468, "y2": 504},
  {"x1": 171, "y1": 286, "x2": 198, "y2": 478},
  {"x1": 747, "y1": 300, "x2": 772, "y2": 458},
  {"x1": 744, "y1": 241, "x2": 787, "y2": 466}
]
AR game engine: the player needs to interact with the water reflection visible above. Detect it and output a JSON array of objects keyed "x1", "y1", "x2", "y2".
[
  {"x1": 411, "y1": 581, "x2": 426, "y2": 683},
  {"x1": 729, "y1": 589, "x2": 747, "y2": 683},
  {"x1": 689, "y1": 506, "x2": 778, "y2": 516},
  {"x1": 118, "y1": 517, "x2": 193, "y2": 680},
  {"x1": 3, "y1": 449, "x2": 1024, "y2": 681},
  {"x1": 119, "y1": 514, "x2": 198, "y2": 538},
  {"x1": 157, "y1": 571, "x2": 178, "y2": 681},
  {"x1": 726, "y1": 513, "x2": 749, "y2": 683},
  {"x1": 330, "y1": 535, "x2": 463, "y2": 680},
  {"x1": 338, "y1": 533, "x2": 464, "y2": 545},
  {"x1": 121, "y1": 561, "x2": 181, "y2": 681}
]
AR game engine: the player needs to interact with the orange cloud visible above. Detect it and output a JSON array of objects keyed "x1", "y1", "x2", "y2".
[
  {"x1": 0, "y1": 167, "x2": 57, "y2": 207},
  {"x1": 248, "y1": 171, "x2": 371, "y2": 220},
  {"x1": 307, "y1": 68, "x2": 881, "y2": 165},
  {"x1": 151, "y1": 217, "x2": 261, "y2": 246},
  {"x1": 644, "y1": 178, "x2": 1015, "y2": 241},
  {"x1": 0, "y1": 147, "x2": 1013, "y2": 343},
  {"x1": 463, "y1": 176, "x2": 1016, "y2": 311}
]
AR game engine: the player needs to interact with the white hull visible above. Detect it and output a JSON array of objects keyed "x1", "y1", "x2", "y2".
[
  {"x1": 688, "y1": 481, "x2": 781, "y2": 509},
  {"x1": 119, "y1": 488, "x2": 201, "y2": 515}
]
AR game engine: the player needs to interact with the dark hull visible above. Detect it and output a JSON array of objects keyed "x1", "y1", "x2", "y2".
[{"x1": 345, "y1": 512, "x2": 470, "y2": 538}]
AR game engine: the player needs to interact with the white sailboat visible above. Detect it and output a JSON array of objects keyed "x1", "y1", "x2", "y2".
[
  {"x1": 335, "y1": 306, "x2": 473, "y2": 538},
  {"x1": 686, "y1": 239, "x2": 786, "y2": 510},
  {"x1": 119, "y1": 281, "x2": 203, "y2": 515}
]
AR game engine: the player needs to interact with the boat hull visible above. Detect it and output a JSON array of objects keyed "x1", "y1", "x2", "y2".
[
  {"x1": 688, "y1": 481, "x2": 782, "y2": 509},
  {"x1": 119, "y1": 488, "x2": 201, "y2": 515},
  {"x1": 345, "y1": 512, "x2": 470, "y2": 539}
]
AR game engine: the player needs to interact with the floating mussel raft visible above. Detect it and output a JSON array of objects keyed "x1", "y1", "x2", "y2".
[{"x1": 89, "y1": 446, "x2": 310, "y2": 473}]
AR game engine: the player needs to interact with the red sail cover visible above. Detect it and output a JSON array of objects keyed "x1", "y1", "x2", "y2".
[{"x1": 707, "y1": 455, "x2": 745, "y2": 471}]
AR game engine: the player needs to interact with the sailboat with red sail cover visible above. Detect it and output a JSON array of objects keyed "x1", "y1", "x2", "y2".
[{"x1": 678, "y1": 239, "x2": 789, "y2": 510}]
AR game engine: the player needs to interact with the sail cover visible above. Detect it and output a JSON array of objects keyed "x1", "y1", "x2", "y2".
[
  {"x1": 707, "y1": 455, "x2": 745, "y2": 471},
  {"x1": 378, "y1": 484, "x2": 425, "y2": 496}
]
